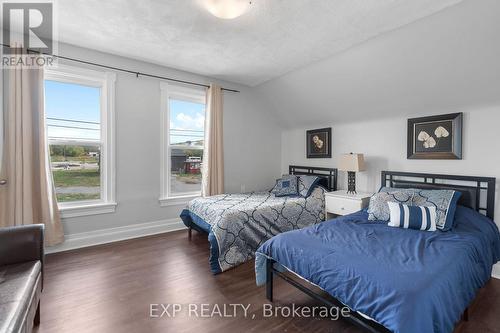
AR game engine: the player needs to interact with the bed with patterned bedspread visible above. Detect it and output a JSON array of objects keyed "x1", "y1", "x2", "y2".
[{"x1": 180, "y1": 186, "x2": 326, "y2": 274}]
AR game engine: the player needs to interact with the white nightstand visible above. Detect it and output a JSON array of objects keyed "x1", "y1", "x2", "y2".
[{"x1": 325, "y1": 190, "x2": 373, "y2": 219}]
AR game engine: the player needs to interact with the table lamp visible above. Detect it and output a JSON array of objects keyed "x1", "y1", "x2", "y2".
[{"x1": 338, "y1": 153, "x2": 365, "y2": 194}]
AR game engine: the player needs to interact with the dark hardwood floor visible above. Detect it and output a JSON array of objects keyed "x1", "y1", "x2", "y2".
[{"x1": 35, "y1": 230, "x2": 500, "y2": 333}]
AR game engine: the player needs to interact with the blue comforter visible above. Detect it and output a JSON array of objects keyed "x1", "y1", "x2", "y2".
[{"x1": 255, "y1": 206, "x2": 500, "y2": 333}]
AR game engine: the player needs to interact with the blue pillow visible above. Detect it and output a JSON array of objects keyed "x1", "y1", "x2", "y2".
[
  {"x1": 387, "y1": 202, "x2": 437, "y2": 231},
  {"x1": 298, "y1": 175, "x2": 320, "y2": 197},
  {"x1": 411, "y1": 190, "x2": 462, "y2": 231},
  {"x1": 272, "y1": 175, "x2": 298, "y2": 197}
]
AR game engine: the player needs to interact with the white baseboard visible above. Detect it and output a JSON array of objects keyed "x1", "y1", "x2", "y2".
[
  {"x1": 492, "y1": 263, "x2": 500, "y2": 280},
  {"x1": 46, "y1": 218, "x2": 186, "y2": 254}
]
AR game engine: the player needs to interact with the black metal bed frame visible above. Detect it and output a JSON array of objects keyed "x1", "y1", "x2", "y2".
[
  {"x1": 265, "y1": 171, "x2": 497, "y2": 332},
  {"x1": 289, "y1": 165, "x2": 338, "y2": 192},
  {"x1": 265, "y1": 258, "x2": 390, "y2": 332},
  {"x1": 381, "y1": 171, "x2": 496, "y2": 220}
]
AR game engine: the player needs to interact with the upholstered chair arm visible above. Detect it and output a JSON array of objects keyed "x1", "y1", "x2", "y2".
[{"x1": 0, "y1": 224, "x2": 45, "y2": 268}]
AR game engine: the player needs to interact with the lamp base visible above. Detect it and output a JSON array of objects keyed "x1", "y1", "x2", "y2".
[{"x1": 347, "y1": 171, "x2": 357, "y2": 195}]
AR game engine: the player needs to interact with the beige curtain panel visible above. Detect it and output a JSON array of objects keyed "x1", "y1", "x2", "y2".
[
  {"x1": 0, "y1": 57, "x2": 64, "y2": 246},
  {"x1": 202, "y1": 83, "x2": 224, "y2": 197}
]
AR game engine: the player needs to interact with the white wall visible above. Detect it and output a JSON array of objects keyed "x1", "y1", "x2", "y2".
[
  {"x1": 54, "y1": 43, "x2": 281, "y2": 238},
  {"x1": 281, "y1": 107, "x2": 500, "y2": 226}
]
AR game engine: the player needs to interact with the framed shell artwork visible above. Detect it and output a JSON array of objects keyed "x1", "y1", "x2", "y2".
[{"x1": 407, "y1": 113, "x2": 462, "y2": 160}]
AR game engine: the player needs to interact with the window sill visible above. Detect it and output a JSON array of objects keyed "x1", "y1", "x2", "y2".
[
  {"x1": 159, "y1": 195, "x2": 200, "y2": 207},
  {"x1": 59, "y1": 202, "x2": 117, "y2": 219}
]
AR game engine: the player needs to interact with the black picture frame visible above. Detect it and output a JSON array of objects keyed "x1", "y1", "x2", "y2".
[
  {"x1": 407, "y1": 113, "x2": 462, "y2": 160},
  {"x1": 306, "y1": 128, "x2": 331, "y2": 158}
]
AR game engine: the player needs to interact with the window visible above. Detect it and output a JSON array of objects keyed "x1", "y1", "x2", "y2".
[
  {"x1": 160, "y1": 82, "x2": 206, "y2": 205},
  {"x1": 44, "y1": 65, "x2": 116, "y2": 217}
]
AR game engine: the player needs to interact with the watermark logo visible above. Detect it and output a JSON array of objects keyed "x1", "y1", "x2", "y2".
[
  {"x1": 1, "y1": 0, "x2": 57, "y2": 67},
  {"x1": 149, "y1": 303, "x2": 351, "y2": 321}
]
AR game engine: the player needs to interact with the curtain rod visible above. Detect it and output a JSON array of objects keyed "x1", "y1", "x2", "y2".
[{"x1": 1, "y1": 44, "x2": 240, "y2": 93}]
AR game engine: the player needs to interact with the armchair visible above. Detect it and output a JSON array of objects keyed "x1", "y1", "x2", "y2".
[{"x1": 0, "y1": 224, "x2": 44, "y2": 333}]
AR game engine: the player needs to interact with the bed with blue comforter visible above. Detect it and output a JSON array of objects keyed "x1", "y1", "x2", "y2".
[
  {"x1": 181, "y1": 186, "x2": 326, "y2": 274},
  {"x1": 255, "y1": 206, "x2": 500, "y2": 333}
]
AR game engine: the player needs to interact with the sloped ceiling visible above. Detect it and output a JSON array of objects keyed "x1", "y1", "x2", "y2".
[
  {"x1": 57, "y1": 0, "x2": 463, "y2": 86},
  {"x1": 256, "y1": 0, "x2": 500, "y2": 126}
]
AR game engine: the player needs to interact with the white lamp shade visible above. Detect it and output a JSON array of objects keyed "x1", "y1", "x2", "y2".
[{"x1": 338, "y1": 153, "x2": 366, "y2": 172}]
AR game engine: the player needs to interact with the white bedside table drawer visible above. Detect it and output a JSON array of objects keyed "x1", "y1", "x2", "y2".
[
  {"x1": 326, "y1": 196, "x2": 363, "y2": 215},
  {"x1": 324, "y1": 190, "x2": 373, "y2": 218}
]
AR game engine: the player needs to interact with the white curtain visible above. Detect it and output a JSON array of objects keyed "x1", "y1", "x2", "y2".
[
  {"x1": 0, "y1": 55, "x2": 64, "y2": 246},
  {"x1": 201, "y1": 84, "x2": 224, "y2": 197}
]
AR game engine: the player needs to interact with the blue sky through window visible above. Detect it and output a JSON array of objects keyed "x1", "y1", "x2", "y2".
[
  {"x1": 45, "y1": 80, "x2": 101, "y2": 141},
  {"x1": 44, "y1": 81, "x2": 205, "y2": 144},
  {"x1": 169, "y1": 99, "x2": 205, "y2": 145}
]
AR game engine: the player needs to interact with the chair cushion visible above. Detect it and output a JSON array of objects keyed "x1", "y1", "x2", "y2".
[{"x1": 0, "y1": 261, "x2": 42, "y2": 333}]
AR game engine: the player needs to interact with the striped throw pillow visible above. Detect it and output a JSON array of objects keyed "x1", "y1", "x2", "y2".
[{"x1": 387, "y1": 202, "x2": 437, "y2": 231}]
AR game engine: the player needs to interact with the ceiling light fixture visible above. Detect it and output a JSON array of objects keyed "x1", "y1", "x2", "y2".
[{"x1": 204, "y1": 0, "x2": 252, "y2": 19}]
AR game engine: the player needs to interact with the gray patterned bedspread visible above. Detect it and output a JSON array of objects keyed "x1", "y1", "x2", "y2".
[{"x1": 180, "y1": 186, "x2": 326, "y2": 274}]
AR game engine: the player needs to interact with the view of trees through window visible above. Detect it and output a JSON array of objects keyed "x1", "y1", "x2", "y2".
[
  {"x1": 45, "y1": 80, "x2": 102, "y2": 203},
  {"x1": 49, "y1": 144, "x2": 101, "y2": 202}
]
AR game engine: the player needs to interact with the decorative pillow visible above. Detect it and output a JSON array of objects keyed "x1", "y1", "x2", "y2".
[
  {"x1": 297, "y1": 175, "x2": 320, "y2": 197},
  {"x1": 411, "y1": 190, "x2": 462, "y2": 231},
  {"x1": 387, "y1": 202, "x2": 437, "y2": 231},
  {"x1": 367, "y1": 190, "x2": 414, "y2": 221},
  {"x1": 379, "y1": 186, "x2": 415, "y2": 195},
  {"x1": 270, "y1": 174, "x2": 293, "y2": 193},
  {"x1": 272, "y1": 175, "x2": 298, "y2": 197}
]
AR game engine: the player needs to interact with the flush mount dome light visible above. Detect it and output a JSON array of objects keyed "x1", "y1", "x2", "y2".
[{"x1": 204, "y1": 0, "x2": 252, "y2": 19}]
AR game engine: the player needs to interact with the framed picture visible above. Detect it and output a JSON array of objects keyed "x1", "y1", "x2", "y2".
[
  {"x1": 407, "y1": 113, "x2": 462, "y2": 159},
  {"x1": 306, "y1": 127, "x2": 331, "y2": 158}
]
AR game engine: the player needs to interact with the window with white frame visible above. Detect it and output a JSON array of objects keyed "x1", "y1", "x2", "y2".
[
  {"x1": 160, "y1": 82, "x2": 206, "y2": 203},
  {"x1": 44, "y1": 65, "x2": 116, "y2": 217}
]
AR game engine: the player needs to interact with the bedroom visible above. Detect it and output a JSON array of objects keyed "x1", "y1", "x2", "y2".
[{"x1": 0, "y1": 0, "x2": 499, "y2": 332}]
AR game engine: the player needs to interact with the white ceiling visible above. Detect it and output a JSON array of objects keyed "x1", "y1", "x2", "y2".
[{"x1": 57, "y1": 0, "x2": 463, "y2": 86}]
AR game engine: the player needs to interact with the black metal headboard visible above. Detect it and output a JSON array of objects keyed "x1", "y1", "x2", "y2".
[
  {"x1": 289, "y1": 165, "x2": 338, "y2": 192},
  {"x1": 381, "y1": 171, "x2": 496, "y2": 220}
]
